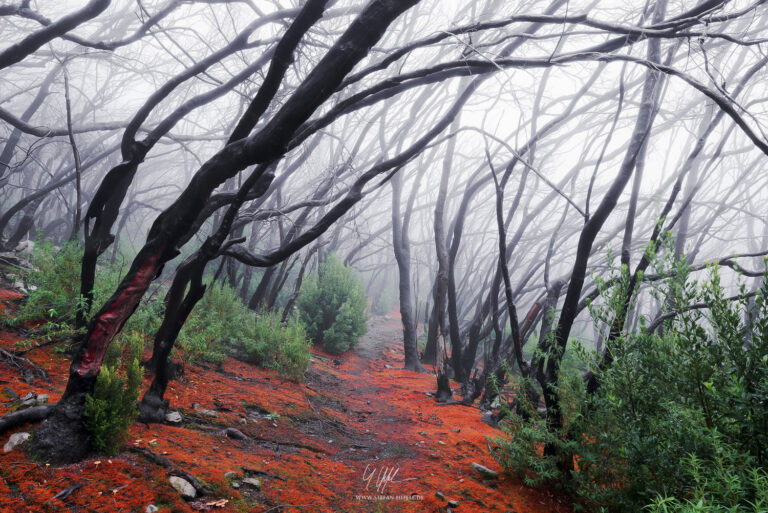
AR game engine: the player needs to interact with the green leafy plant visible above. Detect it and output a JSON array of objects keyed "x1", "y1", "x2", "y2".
[
  {"x1": 490, "y1": 246, "x2": 768, "y2": 512},
  {"x1": 297, "y1": 254, "x2": 367, "y2": 354},
  {"x1": 83, "y1": 358, "x2": 142, "y2": 455},
  {"x1": 179, "y1": 283, "x2": 312, "y2": 380}
]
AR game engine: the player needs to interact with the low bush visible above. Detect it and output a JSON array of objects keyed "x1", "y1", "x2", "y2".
[
  {"x1": 7, "y1": 239, "x2": 160, "y2": 341},
  {"x1": 490, "y1": 250, "x2": 768, "y2": 512},
  {"x1": 83, "y1": 331, "x2": 143, "y2": 455},
  {"x1": 179, "y1": 283, "x2": 311, "y2": 380},
  {"x1": 297, "y1": 254, "x2": 367, "y2": 354}
]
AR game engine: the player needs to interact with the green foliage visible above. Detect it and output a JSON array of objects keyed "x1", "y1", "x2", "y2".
[
  {"x1": 179, "y1": 283, "x2": 311, "y2": 381},
  {"x1": 490, "y1": 245, "x2": 768, "y2": 512},
  {"x1": 83, "y1": 358, "x2": 142, "y2": 455},
  {"x1": 274, "y1": 316, "x2": 312, "y2": 382},
  {"x1": 13, "y1": 240, "x2": 82, "y2": 323},
  {"x1": 7, "y1": 239, "x2": 160, "y2": 340},
  {"x1": 297, "y1": 254, "x2": 367, "y2": 354},
  {"x1": 177, "y1": 282, "x2": 241, "y2": 363}
]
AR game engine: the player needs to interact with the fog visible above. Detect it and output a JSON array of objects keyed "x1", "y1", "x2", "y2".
[{"x1": 2, "y1": 0, "x2": 768, "y2": 461}]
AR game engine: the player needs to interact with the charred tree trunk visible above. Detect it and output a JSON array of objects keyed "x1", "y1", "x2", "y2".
[
  {"x1": 29, "y1": 0, "x2": 420, "y2": 462},
  {"x1": 391, "y1": 172, "x2": 425, "y2": 372}
]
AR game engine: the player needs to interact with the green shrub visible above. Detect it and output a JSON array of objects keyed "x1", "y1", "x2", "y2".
[
  {"x1": 179, "y1": 283, "x2": 311, "y2": 380},
  {"x1": 274, "y1": 316, "x2": 312, "y2": 382},
  {"x1": 7, "y1": 239, "x2": 160, "y2": 341},
  {"x1": 297, "y1": 254, "x2": 367, "y2": 354},
  {"x1": 177, "y1": 282, "x2": 242, "y2": 363},
  {"x1": 490, "y1": 248, "x2": 768, "y2": 512},
  {"x1": 10, "y1": 241, "x2": 84, "y2": 326},
  {"x1": 83, "y1": 358, "x2": 142, "y2": 455},
  {"x1": 240, "y1": 311, "x2": 311, "y2": 381}
]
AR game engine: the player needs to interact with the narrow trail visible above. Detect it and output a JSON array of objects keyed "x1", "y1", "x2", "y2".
[{"x1": 0, "y1": 297, "x2": 574, "y2": 512}]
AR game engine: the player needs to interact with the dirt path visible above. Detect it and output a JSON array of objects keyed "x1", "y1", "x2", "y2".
[{"x1": 0, "y1": 300, "x2": 574, "y2": 513}]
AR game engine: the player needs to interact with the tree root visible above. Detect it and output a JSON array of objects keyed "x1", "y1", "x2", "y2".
[
  {"x1": 0, "y1": 404, "x2": 54, "y2": 434},
  {"x1": 128, "y1": 446, "x2": 211, "y2": 495}
]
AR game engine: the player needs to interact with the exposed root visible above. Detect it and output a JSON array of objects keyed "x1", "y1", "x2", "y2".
[{"x1": 0, "y1": 404, "x2": 54, "y2": 434}]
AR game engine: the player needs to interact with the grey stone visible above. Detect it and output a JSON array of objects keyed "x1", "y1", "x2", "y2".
[
  {"x1": 20, "y1": 392, "x2": 36, "y2": 407},
  {"x1": 242, "y1": 477, "x2": 261, "y2": 490},
  {"x1": 224, "y1": 471, "x2": 239, "y2": 480},
  {"x1": 145, "y1": 505, "x2": 159, "y2": 513},
  {"x1": 471, "y1": 462, "x2": 499, "y2": 479},
  {"x1": 435, "y1": 491, "x2": 445, "y2": 500},
  {"x1": 169, "y1": 476, "x2": 196, "y2": 499},
  {"x1": 36, "y1": 394, "x2": 49, "y2": 405},
  {"x1": 14, "y1": 240, "x2": 34, "y2": 254},
  {"x1": 448, "y1": 500, "x2": 459, "y2": 507},
  {"x1": 221, "y1": 427, "x2": 247, "y2": 440},
  {"x1": 196, "y1": 408, "x2": 218, "y2": 418},
  {"x1": 165, "y1": 411, "x2": 182, "y2": 423},
  {"x1": 3, "y1": 432, "x2": 30, "y2": 453}
]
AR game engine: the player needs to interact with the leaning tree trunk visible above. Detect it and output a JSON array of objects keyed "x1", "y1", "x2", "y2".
[
  {"x1": 539, "y1": 0, "x2": 668, "y2": 469},
  {"x1": 391, "y1": 172, "x2": 425, "y2": 372},
  {"x1": 28, "y1": 0, "x2": 421, "y2": 462}
]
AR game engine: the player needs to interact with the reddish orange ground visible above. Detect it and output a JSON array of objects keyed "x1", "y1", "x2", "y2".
[{"x1": 0, "y1": 290, "x2": 574, "y2": 513}]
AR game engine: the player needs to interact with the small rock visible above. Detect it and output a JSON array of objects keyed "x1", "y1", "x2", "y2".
[
  {"x1": 15, "y1": 240, "x2": 34, "y2": 254},
  {"x1": 384, "y1": 364, "x2": 392, "y2": 369},
  {"x1": 435, "y1": 491, "x2": 445, "y2": 500},
  {"x1": 36, "y1": 394, "x2": 49, "y2": 405},
  {"x1": 3, "y1": 432, "x2": 30, "y2": 453},
  {"x1": 169, "y1": 476, "x2": 196, "y2": 499},
  {"x1": 145, "y1": 505, "x2": 159, "y2": 513},
  {"x1": 471, "y1": 462, "x2": 499, "y2": 479},
  {"x1": 448, "y1": 500, "x2": 459, "y2": 507},
  {"x1": 438, "y1": 440, "x2": 446, "y2": 446},
  {"x1": 242, "y1": 477, "x2": 261, "y2": 490},
  {"x1": 20, "y1": 392, "x2": 36, "y2": 408},
  {"x1": 221, "y1": 427, "x2": 248, "y2": 440},
  {"x1": 231, "y1": 481, "x2": 240, "y2": 489},
  {"x1": 196, "y1": 409, "x2": 218, "y2": 418},
  {"x1": 224, "y1": 471, "x2": 239, "y2": 480},
  {"x1": 165, "y1": 411, "x2": 182, "y2": 423}
]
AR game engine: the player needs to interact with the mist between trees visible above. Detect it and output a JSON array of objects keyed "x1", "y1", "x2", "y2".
[{"x1": 1, "y1": 0, "x2": 768, "y2": 508}]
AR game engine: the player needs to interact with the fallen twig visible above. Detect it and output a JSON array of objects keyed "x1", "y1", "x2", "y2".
[
  {"x1": 0, "y1": 347, "x2": 49, "y2": 382},
  {"x1": 48, "y1": 483, "x2": 83, "y2": 503},
  {"x1": 128, "y1": 446, "x2": 211, "y2": 495},
  {"x1": 240, "y1": 466, "x2": 286, "y2": 481}
]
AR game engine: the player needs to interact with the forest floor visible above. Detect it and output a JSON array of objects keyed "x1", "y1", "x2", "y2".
[{"x1": 0, "y1": 289, "x2": 574, "y2": 513}]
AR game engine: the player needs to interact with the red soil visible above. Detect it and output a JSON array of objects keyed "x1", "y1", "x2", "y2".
[{"x1": 0, "y1": 295, "x2": 574, "y2": 513}]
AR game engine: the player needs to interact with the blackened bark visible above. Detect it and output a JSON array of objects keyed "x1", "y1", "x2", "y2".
[
  {"x1": 0, "y1": 0, "x2": 111, "y2": 70},
  {"x1": 541, "y1": 0, "x2": 668, "y2": 467},
  {"x1": 31, "y1": 0, "x2": 422, "y2": 462},
  {"x1": 391, "y1": 172, "x2": 425, "y2": 372}
]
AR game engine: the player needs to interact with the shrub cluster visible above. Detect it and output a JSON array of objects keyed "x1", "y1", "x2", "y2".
[
  {"x1": 297, "y1": 254, "x2": 367, "y2": 354},
  {"x1": 178, "y1": 282, "x2": 312, "y2": 381},
  {"x1": 491, "y1": 252, "x2": 768, "y2": 512},
  {"x1": 83, "y1": 331, "x2": 144, "y2": 455}
]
